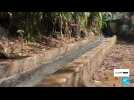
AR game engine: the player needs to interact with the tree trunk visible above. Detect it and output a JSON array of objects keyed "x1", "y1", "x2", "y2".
[{"x1": 60, "y1": 14, "x2": 63, "y2": 38}]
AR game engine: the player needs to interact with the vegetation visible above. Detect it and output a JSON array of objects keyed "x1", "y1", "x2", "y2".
[
  {"x1": 0, "y1": 12, "x2": 110, "y2": 41},
  {"x1": 0, "y1": 12, "x2": 114, "y2": 58}
]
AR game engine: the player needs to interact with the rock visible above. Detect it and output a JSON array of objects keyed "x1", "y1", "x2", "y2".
[
  {"x1": 80, "y1": 30, "x2": 87, "y2": 38},
  {"x1": 89, "y1": 31, "x2": 95, "y2": 36},
  {"x1": 120, "y1": 24, "x2": 129, "y2": 34},
  {"x1": 0, "y1": 26, "x2": 9, "y2": 39},
  {"x1": 0, "y1": 63, "x2": 8, "y2": 78},
  {"x1": 110, "y1": 22, "x2": 117, "y2": 33}
]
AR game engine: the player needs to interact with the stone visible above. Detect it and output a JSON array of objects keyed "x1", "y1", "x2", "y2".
[
  {"x1": 0, "y1": 64, "x2": 9, "y2": 78},
  {"x1": 0, "y1": 26, "x2": 9, "y2": 39}
]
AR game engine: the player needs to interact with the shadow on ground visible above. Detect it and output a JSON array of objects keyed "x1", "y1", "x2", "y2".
[{"x1": 117, "y1": 34, "x2": 134, "y2": 44}]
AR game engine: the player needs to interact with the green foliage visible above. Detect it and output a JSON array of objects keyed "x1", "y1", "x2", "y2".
[
  {"x1": 0, "y1": 12, "x2": 110, "y2": 41},
  {"x1": 87, "y1": 12, "x2": 101, "y2": 29},
  {"x1": 102, "y1": 12, "x2": 114, "y2": 28}
]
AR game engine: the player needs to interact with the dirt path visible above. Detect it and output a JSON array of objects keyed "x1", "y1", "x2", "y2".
[
  {"x1": 0, "y1": 36, "x2": 104, "y2": 87},
  {"x1": 93, "y1": 40, "x2": 134, "y2": 87}
]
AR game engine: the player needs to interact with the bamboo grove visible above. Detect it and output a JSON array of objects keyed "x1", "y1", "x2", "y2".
[{"x1": 0, "y1": 12, "x2": 110, "y2": 41}]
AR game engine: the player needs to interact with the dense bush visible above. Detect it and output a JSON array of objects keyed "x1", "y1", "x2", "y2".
[{"x1": 0, "y1": 12, "x2": 109, "y2": 41}]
